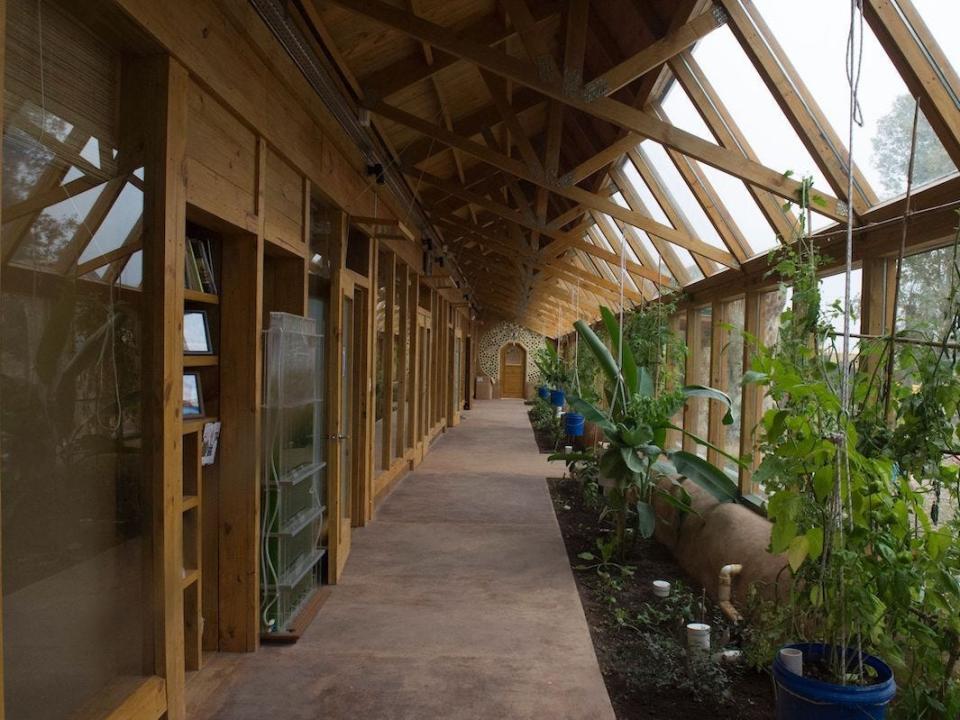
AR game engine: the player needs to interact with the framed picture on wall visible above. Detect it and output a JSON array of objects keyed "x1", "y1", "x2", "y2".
[
  {"x1": 183, "y1": 310, "x2": 213, "y2": 355},
  {"x1": 183, "y1": 372, "x2": 204, "y2": 418}
]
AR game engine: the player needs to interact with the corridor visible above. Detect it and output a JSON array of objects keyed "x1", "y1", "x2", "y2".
[{"x1": 190, "y1": 399, "x2": 614, "y2": 719}]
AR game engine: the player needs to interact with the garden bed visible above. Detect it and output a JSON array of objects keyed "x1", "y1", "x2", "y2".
[
  {"x1": 526, "y1": 404, "x2": 561, "y2": 454},
  {"x1": 547, "y1": 477, "x2": 776, "y2": 720}
]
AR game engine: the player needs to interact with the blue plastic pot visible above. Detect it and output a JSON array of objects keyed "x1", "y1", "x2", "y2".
[
  {"x1": 773, "y1": 643, "x2": 895, "y2": 720},
  {"x1": 564, "y1": 412, "x2": 585, "y2": 437},
  {"x1": 537, "y1": 385, "x2": 550, "y2": 400},
  {"x1": 550, "y1": 389, "x2": 565, "y2": 408}
]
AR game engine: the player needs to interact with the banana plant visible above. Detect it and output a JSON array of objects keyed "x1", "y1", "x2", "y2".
[
  {"x1": 550, "y1": 307, "x2": 741, "y2": 550},
  {"x1": 534, "y1": 343, "x2": 570, "y2": 390}
]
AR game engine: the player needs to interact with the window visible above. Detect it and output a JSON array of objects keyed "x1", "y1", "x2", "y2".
[
  {"x1": 1, "y1": 1, "x2": 151, "y2": 714},
  {"x1": 684, "y1": 306, "x2": 713, "y2": 459},
  {"x1": 716, "y1": 298, "x2": 745, "y2": 478},
  {"x1": 751, "y1": 0, "x2": 957, "y2": 201},
  {"x1": 374, "y1": 251, "x2": 388, "y2": 472}
]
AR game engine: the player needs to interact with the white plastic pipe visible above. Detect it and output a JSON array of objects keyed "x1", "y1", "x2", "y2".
[
  {"x1": 652, "y1": 580, "x2": 671, "y2": 598},
  {"x1": 780, "y1": 647, "x2": 803, "y2": 676},
  {"x1": 718, "y1": 563, "x2": 743, "y2": 623},
  {"x1": 686, "y1": 623, "x2": 711, "y2": 652}
]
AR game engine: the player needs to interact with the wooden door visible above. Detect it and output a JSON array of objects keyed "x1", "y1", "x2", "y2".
[
  {"x1": 500, "y1": 343, "x2": 526, "y2": 398},
  {"x1": 335, "y1": 280, "x2": 355, "y2": 578}
]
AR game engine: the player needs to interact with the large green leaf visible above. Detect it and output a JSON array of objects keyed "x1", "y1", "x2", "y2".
[
  {"x1": 574, "y1": 319, "x2": 620, "y2": 399},
  {"x1": 636, "y1": 500, "x2": 656, "y2": 538},
  {"x1": 682, "y1": 385, "x2": 734, "y2": 425},
  {"x1": 664, "y1": 422, "x2": 743, "y2": 467},
  {"x1": 600, "y1": 306, "x2": 638, "y2": 397},
  {"x1": 668, "y1": 450, "x2": 739, "y2": 503},
  {"x1": 568, "y1": 397, "x2": 614, "y2": 435},
  {"x1": 620, "y1": 446, "x2": 645, "y2": 473},
  {"x1": 546, "y1": 451, "x2": 594, "y2": 463},
  {"x1": 638, "y1": 366, "x2": 654, "y2": 400}
]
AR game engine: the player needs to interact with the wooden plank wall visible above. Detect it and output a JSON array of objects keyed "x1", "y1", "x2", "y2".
[{"x1": 0, "y1": 1, "x2": 474, "y2": 718}]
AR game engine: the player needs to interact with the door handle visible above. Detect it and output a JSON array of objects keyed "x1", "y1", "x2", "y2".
[{"x1": 326, "y1": 434, "x2": 349, "y2": 440}]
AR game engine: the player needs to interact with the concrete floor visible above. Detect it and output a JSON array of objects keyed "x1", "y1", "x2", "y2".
[{"x1": 191, "y1": 399, "x2": 614, "y2": 720}]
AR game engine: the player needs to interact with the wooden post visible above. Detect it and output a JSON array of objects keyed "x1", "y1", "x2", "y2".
[
  {"x1": 395, "y1": 263, "x2": 408, "y2": 459},
  {"x1": 707, "y1": 299, "x2": 723, "y2": 467},
  {"x1": 135, "y1": 54, "x2": 188, "y2": 720},
  {"x1": 381, "y1": 252, "x2": 396, "y2": 472},
  {"x1": 682, "y1": 307, "x2": 698, "y2": 454},
  {"x1": 739, "y1": 291, "x2": 763, "y2": 495},
  {"x1": 321, "y1": 208, "x2": 347, "y2": 583}
]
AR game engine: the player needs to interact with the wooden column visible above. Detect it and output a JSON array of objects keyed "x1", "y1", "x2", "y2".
[
  {"x1": 381, "y1": 252, "x2": 396, "y2": 472},
  {"x1": 739, "y1": 291, "x2": 763, "y2": 495},
  {"x1": 321, "y1": 208, "x2": 347, "y2": 583},
  {"x1": 682, "y1": 307, "x2": 698, "y2": 453},
  {"x1": 134, "y1": 54, "x2": 188, "y2": 720},
  {"x1": 395, "y1": 263, "x2": 408, "y2": 458},
  {"x1": 707, "y1": 299, "x2": 724, "y2": 468}
]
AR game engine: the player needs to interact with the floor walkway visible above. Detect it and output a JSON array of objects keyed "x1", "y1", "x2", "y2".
[{"x1": 191, "y1": 399, "x2": 614, "y2": 719}]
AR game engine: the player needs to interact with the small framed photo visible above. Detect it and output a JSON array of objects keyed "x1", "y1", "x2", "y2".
[
  {"x1": 184, "y1": 310, "x2": 212, "y2": 355},
  {"x1": 183, "y1": 372, "x2": 204, "y2": 418}
]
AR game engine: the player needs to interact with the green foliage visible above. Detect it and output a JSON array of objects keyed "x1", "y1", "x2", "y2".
[
  {"x1": 534, "y1": 343, "x2": 570, "y2": 390},
  {"x1": 744, "y1": 180, "x2": 960, "y2": 715},
  {"x1": 551, "y1": 307, "x2": 740, "y2": 557},
  {"x1": 529, "y1": 397, "x2": 563, "y2": 448},
  {"x1": 613, "y1": 582, "x2": 733, "y2": 703},
  {"x1": 872, "y1": 93, "x2": 955, "y2": 197},
  {"x1": 623, "y1": 295, "x2": 687, "y2": 395}
]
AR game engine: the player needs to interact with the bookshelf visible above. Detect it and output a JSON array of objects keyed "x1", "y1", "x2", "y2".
[{"x1": 181, "y1": 221, "x2": 222, "y2": 672}]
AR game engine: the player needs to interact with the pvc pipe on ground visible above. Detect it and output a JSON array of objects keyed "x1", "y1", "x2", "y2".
[
  {"x1": 779, "y1": 647, "x2": 803, "y2": 676},
  {"x1": 686, "y1": 623, "x2": 711, "y2": 652},
  {"x1": 652, "y1": 580, "x2": 670, "y2": 598},
  {"x1": 717, "y1": 563, "x2": 743, "y2": 623}
]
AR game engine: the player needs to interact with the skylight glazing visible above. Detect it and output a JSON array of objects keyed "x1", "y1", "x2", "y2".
[{"x1": 751, "y1": 0, "x2": 957, "y2": 200}]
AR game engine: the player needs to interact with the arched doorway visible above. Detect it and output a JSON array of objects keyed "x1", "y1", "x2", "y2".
[{"x1": 499, "y1": 343, "x2": 526, "y2": 398}]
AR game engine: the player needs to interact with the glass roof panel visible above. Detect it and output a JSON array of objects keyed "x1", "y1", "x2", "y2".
[
  {"x1": 692, "y1": 25, "x2": 832, "y2": 195},
  {"x1": 9, "y1": 182, "x2": 108, "y2": 269},
  {"x1": 76, "y1": 181, "x2": 143, "y2": 267},
  {"x1": 751, "y1": 0, "x2": 956, "y2": 201},
  {"x1": 637, "y1": 139, "x2": 749, "y2": 260},
  {"x1": 618, "y1": 160, "x2": 672, "y2": 227},
  {"x1": 119, "y1": 249, "x2": 143, "y2": 289}
]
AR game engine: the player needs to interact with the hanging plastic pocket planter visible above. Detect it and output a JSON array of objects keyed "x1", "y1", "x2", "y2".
[
  {"x1": 537, "y1": 385, "x2": 550, "y2": 400},
  {"x1": 549, "y1": 388, "x2": 566, "y2": 408},
  {"x1": 563, "y1": 411, "x2": 584, "y2": 437},
  {"x1": 772, "y1": 644, "x2": 896, "y2": 720}
]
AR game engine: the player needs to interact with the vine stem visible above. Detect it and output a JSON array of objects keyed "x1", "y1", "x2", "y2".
[{"x1": 882, "y1": 97, "x2": 921, "y2": 423}]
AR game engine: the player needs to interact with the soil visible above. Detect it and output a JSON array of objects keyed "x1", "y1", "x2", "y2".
[
  {"x1": 547, "y1": 476, "x2": 777, "y2": 720},
  {"x1": 527, "y1": 407, "x2": 561, "y2": 454}
]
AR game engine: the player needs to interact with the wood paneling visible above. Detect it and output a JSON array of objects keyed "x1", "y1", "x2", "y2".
[
  {"x1": 185, "y1": 80, "x2": 257, "y2": 230},
  {"x1": 264, "y1": 146, "x2": 305, "y2": 253}
]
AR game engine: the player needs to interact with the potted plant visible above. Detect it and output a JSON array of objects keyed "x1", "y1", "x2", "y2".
[
  {"x1": 744, "y1": 183, "x2": 960, "y2": 719},
  {"x1": 534, "y1": 344, "x2": 571, "y2": 408},
  {"x1": 551, "y1": 307, "x2": 741, "y2": 552}
]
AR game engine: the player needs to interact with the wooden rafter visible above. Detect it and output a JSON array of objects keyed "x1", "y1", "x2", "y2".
[
  {"x1": 330, "y1": 0, "x2": 848, "y2": 221},
  {"x1": 378, "y1": 102, "x2": 737, "y2": 265},
  {"x1": 666, "y1": 54, "x2": 796, "y2": 242}
]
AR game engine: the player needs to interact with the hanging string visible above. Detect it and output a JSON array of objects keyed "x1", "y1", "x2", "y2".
[{"x1": 837, "y1": 0, "x2": 866, "y2": 683}]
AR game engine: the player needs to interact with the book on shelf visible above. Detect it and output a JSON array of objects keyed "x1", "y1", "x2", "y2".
[{"x1": 185, "y1": 236, "x2": 218, "y2": 295}]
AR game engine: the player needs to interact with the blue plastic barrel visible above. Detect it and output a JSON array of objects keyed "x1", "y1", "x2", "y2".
[
  {"x1": 773, "y1": 644, "x2": 895, "y2": 720},
  {"x1": 550, "y1": 389, "x2": 565, "y2": 408},
  {"x1": 564, "y1": 412, "x2": 585, "y2": 437},
  {"x1": 537, "y1": 386, "x2": 550, "y2": 400}
]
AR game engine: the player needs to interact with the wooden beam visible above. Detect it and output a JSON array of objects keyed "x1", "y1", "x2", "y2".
[
  {"x1": 376, "y1": 103, "x2": 737, "y2": 265},
  {"x1": 359, "y1": 5, "x2": 561, "y2": 99},
  {"x1": 582, "y1": 4, "x2": 726, "y2": 97},
  {"x1": 666, "y1": 55, "x2": 796, "y2": 243},
  {"x1": 331, "y1": 0, "x2": 846, "y2": 221}
]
